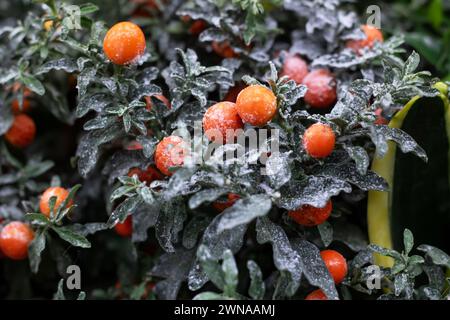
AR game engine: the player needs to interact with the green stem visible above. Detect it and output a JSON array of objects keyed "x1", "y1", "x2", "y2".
[{"x1": 47, "y1": 0, "x2": 58, "y2": 16}]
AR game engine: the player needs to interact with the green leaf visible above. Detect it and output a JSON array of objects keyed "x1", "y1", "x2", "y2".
[
  {"x1": 193, "y1": 292, "x2": 225, "y2": 300},
  {"x1": 52, "y1": 226, "x2": 91, "y2": 248},
  {"x1": 222, "y1": 250, "x2": 238, "y2": 297},
  {"x1": 247, "y1": 260, "x2": 265, "y2": 300},
  {"x1": 417, "y1": 245, "x2": 450, "y2": 268},
  {"x1": 28, "y1": 230, "x2": 46, "y2": 273},
  {"x1": 108, "y1": 196, "x2": 142, "y2": 226},
  {"x1": 318, "y1": 221, "x2": 333, "y2": 247},
  {"x1": 55, "y1": 184, "x2": 81, "y2": 222},
  {"x1": 25, "y1": 213, "x2": 50, "y2": 226},
  {"x1": 403, "y1": 51, "x2": 420, "y2": 76},
  {"x1": 408, "y1": 255, "x2": 425, "y2": 266},
  {"x1": 344, "y1": 146, "x2": 370, "y2": 175},
  {"x1": 53, "y1": 279, "x2": 66, "y2": 300},
  {"x1": 110, "y1": 184, "x2": 137, "y2": 202},
  {"x1": 21, "y1": 75, "x2": 45, "y2": 95},
  {"x1": 368, "y1": 244, "x2": 403, "y2": 260},
  {"x1": 79, "y1": 3, "x2": 99, "y2": 15},
  {"x1": 77, "y1": 292, "x2": 86, "y2": 300},
  {"x1": 403, "y1": 229, "x2": 414, "y2": 255},
  {"x1": 197, "y1": 245, "x2": 225, "y2": 291}
]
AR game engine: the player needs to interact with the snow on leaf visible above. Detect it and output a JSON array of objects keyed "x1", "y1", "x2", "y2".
[
  {"x1": 0, "y1": 102, "x2": 14, "y2": 135},
  {"x1": 276, "y1": 176, "x2": 352, "y2": 210},
  {"x1": 28, "y1": 230, "x2": 46, "y2": 273},
  {"x1": 36, "y1": 58, "x2": 78, "y2": 75},
  {"x1": 344, "y1": 145, "x2": 370, "y2": 175},
  {"x1": 373, "y1": 126, "x2": 428, "y2": 162},
  {"x1": 188, "y1": 188, "x2": 229, "y2": 209},
  {"x1": 317, "y1": 160, "x2": 388, "y2": 191},
  {"x1": 255, "y1": 216, "x2": 302, "y2": 297},
  {"x1": 76, "y1": 93, "x2": 111, "y2": 118},
  {"x1": 150, "y1": 248, "x2": 196, "y2": 299},
  {"x1": 188, "y1": 214, "x2": 248, "y2": 291},
  {"x1": 155, "y1": 200, "x2": 187, "y2": 253},
  {"x1": 217, "y1": 194, "x2": 272, "y2": 232},
  {"x1": 417, "y1": 245, "x2": 450, "y2": 268},
  {"x1": 182, "y1": 215, "x2": 212, "y2": 249},
  {"x1": 291, "y1": 239, "x2": 339, "y2": 300},
  {"x1": 76, "y1": 122, "x2": 124, "y2": 177}
]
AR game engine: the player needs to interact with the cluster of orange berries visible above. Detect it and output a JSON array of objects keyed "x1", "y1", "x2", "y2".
[
  {"x1": 0, "y1": 186, "x2": 72, "y2": 260},
  {"x1": 3, "y1": 84, "x2": 36, "y2": 149}
]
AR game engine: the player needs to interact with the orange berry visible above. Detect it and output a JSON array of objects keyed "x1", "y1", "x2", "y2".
[
  {"x1": 320, "y1": 250, "x2": 348, "y2": 284},
  {"x1": 288, "y1": 200, "x2": 332, "y2": 227},
  {"x1": 281, "y1": 55, "x2": 309, "y2": 84},
  {"x1": 374, "y1": 108, "x2": 388, "y2": 125},
  {"x1": 39, "y1": 187, "x2": 73, "y2": 218},
  {"x1": 115, "y1": 216, "x2": 132, "y2": 237},
  {"x1": 302, "y1": 69, "x2": 337, "y2": 109},
  {"x1": 203, "y1": 102, "x2": 244, "y2": 143},
  {"x1": 4, "y1": 114, "x2": 36, "y2": 148},
  {"x1": 303, "y1": 123, "x2": 335, "y2": 159},
  {"x1": 145, "y1": 94, "x2": 171, "y2": 111},
  {"x1": 128, "y1": 165, "x2": 163, "y2": 183},
  {"x1": 212, "y1": 41, "x2": 238, "y2": 59},
  {"x1": 346, "y1": 25, "x2": 384, "y2": 53},
  {"x1": 236, "y1": 85, "x2": 277, "y2": 126},
  {"x1": 213, "y1": 193, "x2": 240, "y2": 212},
  {"x1": 224, "y1": 83, "x2": 246, "y2": 103},
  {"x1": 103, "y1": 22, "x2": 146, "y2": 65},
  {"x1": 0, "y1": 222, "x2": 34, "y2": 260},
  {"x1": 305, "y1": 289, "x2": 328, "y2": 300},
  {"x1": 131, "y1": 0, "x2": 160, "y2": 17},
  {"x1": 154, "y1": 136, "x2": 189, "y2": 176},
  {"x1": 44, "y1": 20, "x2": 54, "y2": 31},
  {"x1": 189, "y1": 20, "x2": 207, "y2": 35}
]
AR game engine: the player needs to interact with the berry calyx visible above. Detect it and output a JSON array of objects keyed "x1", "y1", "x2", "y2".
[
  {"x1": 4, "y1": 114, "x2": 36, "y2": 148},
  {"x1": 303, "y1": 123, "x2": 336, "y2": 159},
  {"x1": 39, "y1": 187, "x2": 73, "y2": 218},
  {"x1": 203, "y1": 102, "x2": 244, "y2": 143},
  {"x1": 213, "y1": 193, "x2": 240, "y2": 212},
  {"x1": 236, "y1": 85, "x2": 277, "y2": 126},
  {"x1": 320, "y1": 249, "x2": 348, "y2": 284},
  {"x1": 302, "y1": 69, "x2": 337, "y2": 109},
  {"x1": 305, "y1": 289, "x2": 328, "y2": 300},
  {"x1": 103, "y1": 21, "x2": 146, "y2": 65},
  {"x1": 0, "y1": 222, "x2": 34, "y2": 260},
  {"x1": 346, "y1": 25, "x2": 384, "y2": 53},
  {"x1": 115, "y1": 216, "x2": 132, "y2": 237},
  {"x1": 288, "y1": 200, "x2": 332, "y2": 227},
  {"x1": 281, "y1": 55, "x2": 309, "y2": 84},
  {"x1": 154, "y1": 136, "x2": 189, "y2": 176}
]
